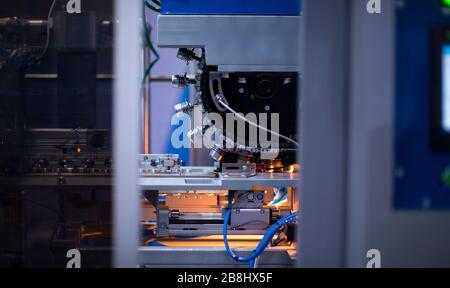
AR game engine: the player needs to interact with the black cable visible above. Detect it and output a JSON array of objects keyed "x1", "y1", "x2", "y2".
[
  {"x1": 271, "y1": 225, "x2": 287, "y2": 247},
  {"x1": 20, "y1": 196, "x2": 64, "y2": 251},
  {"x1": 37, "y1": 0, "x2": 60, "y2": 61},
  {"x1": 145, "y1": 1, "x2": 161, "y2": 13},
  {"x1": 151, "y1": 0, "x2": 161, "y2": 6}
]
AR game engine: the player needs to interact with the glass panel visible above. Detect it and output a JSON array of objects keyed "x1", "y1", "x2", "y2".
[{"x1": 0, "y1": 0, "x2": 114, "y2": 268}]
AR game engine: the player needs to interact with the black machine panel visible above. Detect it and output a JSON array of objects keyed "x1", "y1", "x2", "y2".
[{"x1": 201, "y1": 68, "x2": 298, "y2": 150}]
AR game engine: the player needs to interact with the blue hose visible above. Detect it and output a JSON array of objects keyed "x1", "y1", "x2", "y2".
[{"x1": 223, "y1": 193, "x2": 298, "y2": 267}]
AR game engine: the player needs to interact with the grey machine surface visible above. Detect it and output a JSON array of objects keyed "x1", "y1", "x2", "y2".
[
  {"x1": 157, "y1": 15, "x2": 300, "y2": 72},
  {"x1": 139, "y1": 154, "x2": 299, "y2": 267},
  {"x1": 299, "y1": 0, "x2": 450, "y2": 268}
]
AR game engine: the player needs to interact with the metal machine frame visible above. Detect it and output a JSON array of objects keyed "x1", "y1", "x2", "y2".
[
  {"x1": 139, "y1": 172, "x2": 298, "y2": 267},
  {"x1": 157, "y1": 15, "x2": 301, "y2": 72},
  {"x1": 112, "y1": 0, "x2": 303, "y2": 268}
]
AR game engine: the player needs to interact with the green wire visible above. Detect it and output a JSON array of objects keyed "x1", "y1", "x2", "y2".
[
  {"x1": 151, "y1": 0, "x2": 161, "y2": 6},
  {"x1": 143, "y1": 58, "x2": 159, "y2": 83},
  {"x1": 142, "y1": 0, "x2": 160, "y2": 83},
  {"x1": 145, "y1": 1, "x2": 161, "y2": 13},
  {"x1": 148, "y1": 39, "x2": 160, "y2": 59},
  {"x1": 143, "y1": 20, "x2": 160, "y2": 61},
  {"x1": 145, "y1": 24, "x2": 160, "y2": 59}
]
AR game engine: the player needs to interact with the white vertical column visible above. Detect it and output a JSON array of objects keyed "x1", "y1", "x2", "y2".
[
  {"x1": 299, "y1": 0, "x2": 350, "y2": 268},
  {"x1": 113, "y1": 0, "x2": 142, "y2": 268}
]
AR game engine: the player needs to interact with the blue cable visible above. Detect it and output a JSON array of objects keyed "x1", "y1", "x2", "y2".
[
  {"x1": 223, "y1": 193, "x2": 298, "y2": 268},
  {"x1": 249, "y1": 259, "x2": 256, "y2": 268}
]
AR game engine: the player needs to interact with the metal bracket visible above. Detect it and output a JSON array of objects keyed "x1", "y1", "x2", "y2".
[{"x1": 222, "y1": 163, "x2": 256, "y2": 178}]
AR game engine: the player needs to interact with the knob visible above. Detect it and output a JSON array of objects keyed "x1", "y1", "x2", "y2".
[
  {"x1": 210, "y1": 146, "x2": 226, "y2": 162},
  {"x1": 58, "y1": 159, "x2": 72, "y2": 168},
  {"x1": 174, "y1": 101, "x2": 194, "y2": 115},
  {"x1": 176, "y1": 48, "x2": 200, "y2": 62},
  {"x1": 172, "y1": 74, "x2": 196, "y2": 89}
]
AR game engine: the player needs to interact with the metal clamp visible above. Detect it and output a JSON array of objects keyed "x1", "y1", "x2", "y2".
[{"x1": 221, "y1": 163, "x2": 256, "y2": 178}]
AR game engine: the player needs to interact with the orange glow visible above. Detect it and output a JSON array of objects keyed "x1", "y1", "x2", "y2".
[
  {"x1": 286, "y1": 164, "x2": 300, "y2": 173},
  {"x1": 143, "y1": 235, "x2": 296, "y2": 249}
]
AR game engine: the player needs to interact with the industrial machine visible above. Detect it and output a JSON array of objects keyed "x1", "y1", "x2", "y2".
[
  {"x1": 138, "y1": 0, "x2": 301, "y2": 268},
  {"x1": 0, "y1": 0, "x2": 301, "y2": 268},
  {"x1": 159, "y1": 0, "x2": 300, "y2": 167},
  {"x1": 139, "y1": 152, "x2": 299, "y2": 267}
]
